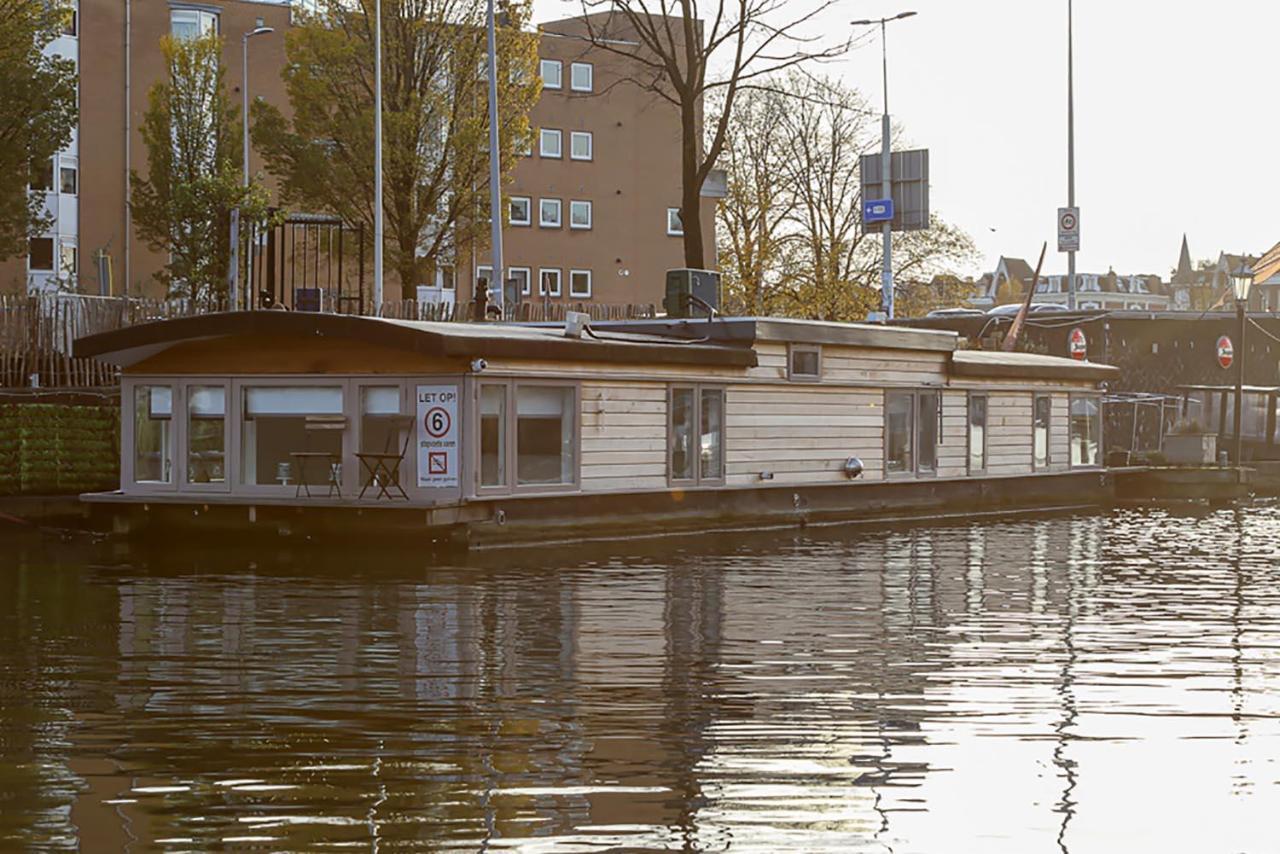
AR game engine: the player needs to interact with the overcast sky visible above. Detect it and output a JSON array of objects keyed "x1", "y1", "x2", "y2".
[{"x1": 533, "y1": 0, "x2": 1277, "y2": 278}]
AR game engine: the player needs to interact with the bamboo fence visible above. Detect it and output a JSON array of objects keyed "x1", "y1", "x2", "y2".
[{"x1": 1, "y1": 294, "x2": 660, "y2": 389}]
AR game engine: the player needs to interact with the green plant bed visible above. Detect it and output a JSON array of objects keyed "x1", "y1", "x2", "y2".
[{"x1": 0, "y1": 402, "x2": 120, "y2": 496}]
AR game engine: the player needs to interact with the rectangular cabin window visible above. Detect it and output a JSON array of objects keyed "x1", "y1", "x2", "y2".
[
  {"x1": 669, "y1": 385, "x2": 725, "y2": 485},
  {"x1": 968, "y1": 394, "x2": 987, "y2": 474},
  {"x1": 1070, "y1": 396, "x2": 1102, "y2": 467},
  {"x1": 1034, "y1": 394, "x2": 1051, "y2": 469},
  {"x1": 479, "y1": 384, "x2": 507, "y2": 488},
  {"x1": 886, "y1": 391, "x2": 914, "y2": 475},
  {"x1": 242, "y1": 386, "x2": 344, "y2": 487},
  {"x1": 516, "y1": 386, "x2": 576, "y2": 486},
  {"x1": 917, "y1": 390, "x2": 939, "y2": 475},
  {"x1": 788, "y1": 344, "x2": 821, "y2": 380},
  {"x1": 187, "y1": 386, "x2": 226, "y2": 484},
  {"x1": 134, "y1": 385, "x2": 173, "y2": 484}
]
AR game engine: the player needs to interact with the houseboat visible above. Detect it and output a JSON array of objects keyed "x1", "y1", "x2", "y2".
[{"x1": 73, "y1": 311, "x2": 1115, "y2": 548}]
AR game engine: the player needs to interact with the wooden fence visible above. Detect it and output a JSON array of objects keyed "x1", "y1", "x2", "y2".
[{"x1": 1, "y1": 294, "x2": 660, "y2": 389}]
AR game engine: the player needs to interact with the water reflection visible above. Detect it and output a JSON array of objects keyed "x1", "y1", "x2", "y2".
[{"x1": 2, "y1": 506, "x2": 1280, "y2": 851}]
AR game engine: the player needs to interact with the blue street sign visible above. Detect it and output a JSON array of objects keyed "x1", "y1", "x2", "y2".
[{"x1": 863, "y1": 198, "x2": 895, "y2": 224}]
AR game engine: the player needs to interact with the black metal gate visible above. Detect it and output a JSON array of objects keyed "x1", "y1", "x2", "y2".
[{"x1": 240, "y1": 212, "x2": 365, "y2": 314}]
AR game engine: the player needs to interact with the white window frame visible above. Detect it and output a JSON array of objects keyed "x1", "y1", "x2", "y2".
[
  {"x1": 667, "y1": 384, "x2": 727, "y2": 486},
  {"x1": 667, "y1": 207, "x2": 684, "y2": 236},
  {"x1": 510, "y1": 266, "x2": 532, "y2": 296},
  {"x1": 472, "y1": 380, "x2": 581, "y2": 497},
  {"x1": 540, "y1": 58, "x2": 563, "y2": 90},
  {"x1": 539, "y1": 128, "x2": 562, "y2": 159},
  {"x1": 509, "y1": 196, "x2": 531, "y2": 227},
  {"x1": 539, "y1": 268, "x2": 562, "y2": 297},
  {"x1": 570, "y1": 131, "x2": 593, "y2": 161},
  {"x1": 570, "y1": 61, "x2": 593, "y2": 92},
  {"x1": 569, "y1": 269, "x2": 592, "y2": 298},
  {"x1": 171, "y1": 7, "x2": 219, "y2": 39},
  {"x1": 569, "y1": 200, "x2": 592, "y2": 230},
  {"x1": 539, "y1": 198, "x2": 562, "y2": 229},
  {"x1": 59, "y1": 163, "x2": 78, "y2": 196}
]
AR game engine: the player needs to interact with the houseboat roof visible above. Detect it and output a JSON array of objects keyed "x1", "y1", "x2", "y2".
[
  {"x1": 949, "y1": 349, "x2": 1120, "y2": 381},
  {"x1": 72, "y1": 311, "x2": 759, "y2": 369},
  {"x1": 590, "y1": 317, "x2": 959, "y2": 352}
]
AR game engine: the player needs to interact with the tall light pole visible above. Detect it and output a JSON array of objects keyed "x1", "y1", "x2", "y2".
[
  {"x1": 1066, "y1": 0, "x2": 1077, "y2": 311},
  {"x1": 373, "y1": 0, "x2": 384, "y2": 313},
  {"x1": 1230, "y1": 262, "x2": 1254, "y2": 464},
  {"x1": 230, "y1": 25, "x2": 274, "y2": 311},
  {"x1": 485, "y1": 0, "x2": 504, "y2": 312},
  {"x1": 852, "y1": 11, "x2": 916, "y2": 321}
]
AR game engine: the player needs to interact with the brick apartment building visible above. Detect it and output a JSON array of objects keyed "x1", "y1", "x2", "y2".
[{"x1": 3, "y1": 0, "x2": 714, "y2": 307}]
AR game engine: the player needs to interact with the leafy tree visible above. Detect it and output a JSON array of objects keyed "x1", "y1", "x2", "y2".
[
  {"x1": 0, "y1": 1, "x2": 78, "y2": 262},
  {"x1": 252, "y1": 0, "x2": 541, "y2": 299},
  {"x1": 574, "y1": 0, "x2": 849, "y2": 271},
  {"x1": 131, "y1": 34, "x2": 272, "y2": 302},
  {"x1": 716, "y1": 75, "x2": 976, "y2": 321}
]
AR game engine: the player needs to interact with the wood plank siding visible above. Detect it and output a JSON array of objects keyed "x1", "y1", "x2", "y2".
[
  {"x1": 579, "y1": 382, "x2": 670, "y2": 492},
  {"x1": 725, "y1": 386, "x2": 884, "y2": 485}
]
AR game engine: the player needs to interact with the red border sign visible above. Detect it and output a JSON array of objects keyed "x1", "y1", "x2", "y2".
[
  {"x1": 1068, "y1": 327, "x2": 1087, "y2": 361},
  {"x1": 1217, "y1": 335, "x2": 1234, "y2": 370}
]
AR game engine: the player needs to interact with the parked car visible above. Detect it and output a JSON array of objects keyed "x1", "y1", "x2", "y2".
[
  {"x1": 925, "y1": 307, "x2": 984, "y2": 318},
  {"x1": 985, "y1": 302, "x2": 1071, "y2": 317}
]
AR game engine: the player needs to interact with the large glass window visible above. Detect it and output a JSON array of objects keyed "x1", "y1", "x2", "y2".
[
  {"x1": 1070, "y1": 396, "x2": 1101, "y2": 467},
  {"x1": 669, "y1": 385, "x2": 725, "y2": 484},
  {"x1": 360, "y1": 386, "x2": 401, "y2": 454},
  {"x1": 968, "y1": 394, "x2": 987, "y2": 474},
  {"x1": 1034, "y1": 395, "x2": 1051, "y2": 469},
  {"x1": 516, "y1": 386, "x2": 576, "y2": 486},
  {"x1": 886, "y1": 391, "x2": 914, "y2": 475},
  {"x1": 480, "y1": 384, "x2": 506, "y2": 488},
  {"x1": 242, "y1": 386, "x2": 344, "y2": 487},
  {"x1": 187, "y1": 386, "x2": 226, "y2": 484},
  {"x1": 917, "y1": 390, "x2": 938, "y2": 474},
  {"x1": 134, "y1": 385, "x2": 173, "y2": 484}
]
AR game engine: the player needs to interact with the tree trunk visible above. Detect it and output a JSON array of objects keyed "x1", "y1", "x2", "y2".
[{"x1": 680, "y1": 100, "x2": 705, "y2": 270}]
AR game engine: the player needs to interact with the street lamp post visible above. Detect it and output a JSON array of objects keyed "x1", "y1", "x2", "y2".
[
  {"x1": 1231, "y1": 262, "x2": 1254, "y2": 464},
  {"x1": 373, "y1": 0, "x2": 384, "y2": 313},
  {"x1": 230, "y1": 25, "x2": 274, "y2": 311},
  {"x1": 851, "y1": 11, "x2": 916, "y2": 321},
  {"x1": 484, "y1": 0, "x2": 504, "y2": 312}
]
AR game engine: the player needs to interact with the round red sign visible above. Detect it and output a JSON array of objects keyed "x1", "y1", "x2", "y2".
[
  {"x1": 1217, "y1": 335, "x2": 1234, "y2": 369},
  {"x1": 1068, "y1": 327, "x2": 1087, "y2": 361}
]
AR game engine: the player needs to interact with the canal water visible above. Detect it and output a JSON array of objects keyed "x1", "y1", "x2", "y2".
[{"x1": 2, "y1": 506, "x2": 1278, "y2": 852}]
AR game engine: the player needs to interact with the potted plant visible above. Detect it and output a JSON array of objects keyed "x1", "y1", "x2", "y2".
[{"x1": 1164, "y1": 418, "x2": 1218, "y2": 466}]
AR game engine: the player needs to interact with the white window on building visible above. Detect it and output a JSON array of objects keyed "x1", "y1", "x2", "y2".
[
  {"x1": 171, "y1": 8, "x2": 219, "y2": 40},
  {"x1": 509, "y1": 196, "x2": 531, "y2": 226},
  {"x1": 569, "y1": 269, "x2": 592, "y2": 298},
  {"x1": 29, "y1": 238, "x2": 54, "y2": 271},
  {"x1": 510, "y1": 267, "x2": 531, "y2": 296},
  {"x1": 539, "y1": 128, "x2": 562, "y2": 159},
  {"x1": 539, "y1": 198, "x2": 562, "y2": 228},
  {"x1": 570, "y1": 62, "x2": 593, "y2": 92},
  {"x1": 540, "y1": 58, "x2": 563, "y2": 89},
  {"x1": 539, "y1": 268, "x2": 562, "y2": 297},
  {"x1": 570, "y1": 131, "x2": 593, "y2": 161},
  {"x1": 59, "y1": 165, "x2": 77, "y2": 195},
  {"x1": 667, "y1": 207, "x2": 684, "y2": 236},
  {"x1": 569, "y1": 200, "x2": 592, "y2": 230},
  {"x1": 30, "y1": 159, "x2": 54, "y2": 192},
  {"x1": 59, "y1": 242, "x2": 78, "y2": 281}
]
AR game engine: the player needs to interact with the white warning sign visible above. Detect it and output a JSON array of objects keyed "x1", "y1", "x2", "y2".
[{"x1": 416, "y1": 385, "x2": 459, "y2": 488}]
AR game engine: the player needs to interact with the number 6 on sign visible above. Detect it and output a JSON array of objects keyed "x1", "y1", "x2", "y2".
[{"x1": 416, "y1": 385, "x2": 459, "y2": 488}]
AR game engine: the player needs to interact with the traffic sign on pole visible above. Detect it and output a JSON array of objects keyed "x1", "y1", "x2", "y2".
[{"x1": 1058, "y1": 207, "x2": 1080, "y2": 253}]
